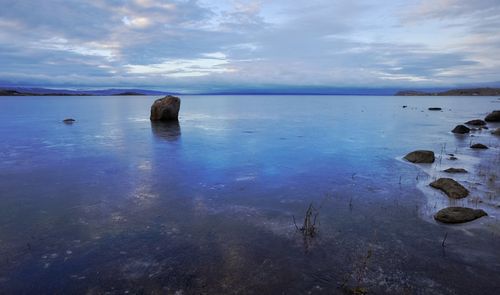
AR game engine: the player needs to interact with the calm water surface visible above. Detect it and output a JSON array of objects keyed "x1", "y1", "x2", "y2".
[{"x1": 0, "y1": 95, "x2": 499, "y2": 294}]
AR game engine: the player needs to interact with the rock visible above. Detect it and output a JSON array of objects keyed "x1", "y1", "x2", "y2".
[
  {"x1": 443, "y1": 168, "x2": 468, "y2": 173},
  {"x1": 470, "y1": 143, "x2": 488, "y2": 149},
  {"x1": 451, "y1": 125, "x2": 470, "y2": 134},
  {"x1": 491, "y1": 128, "x2": 500, "y2": 136},
  {"x1": 150, "y1": 95, "x2": 181, "y2": 121},
  {"x1": 402, "y1": 105, "x2": 407, "y2": 108},
  {"x1": 63, "y1": 118, "x2": 75, "y2": 124},
  {"x1": 428, "y1": 107, "x2": 442, "y2": 111},
  {"x1": 464, "y1": 119, "x2": 486, "y2": 126},
  {"x1": 434, "y1": 207, "x2": 487, "y2": 224},
  {"x1": 429, "y1": 178, "x2": 469, "y2": 199},
  {"x1": 484, "y1": 110, "x2": 500, "y2": 122},
  {"x1": 449, "y1": 156, "x2": 458, "y2": 160},
  {"x1": 403, "y1": 150, "x2": 435, "y2": 163}
]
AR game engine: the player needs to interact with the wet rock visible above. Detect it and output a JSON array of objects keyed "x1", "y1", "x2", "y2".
[
  {"x1": 443, "y1": 168, "x2": 468, "y2": 173},
  {"x1": 434, "y1": 207, "x2": 487, "y2": 224},
  {"x1": 429, "y1": 178, "x2": 469, "y2": 199},
  {"x1": 403, "y1": 150, "x2": 435, "y2": 163},
  {"x1": 465, "y1": 119, "x2": 486, "y2": 126},
  {"x1": 484, "y1": 110, "x2": 500, "y2": 122},
  {"x1": 491, "y1": 128, "x2": 500, "y2": 136},
  {"x1": 448, "y1": 156, "x2": 458, "y2": 160},
  {"x1": 150, "y1": 95, "x2": 181, "y2": 121},
  {"x1": 63, "y1": 118, "x2": 75, "y2": 124},
  {"x1": 451, "y1": 125, "x2": 470, "y2": 134},
  {"x1": 470, "y1": 143, "x2": 488, "y2": 149},
  {"x1": 402, "y1": 105, "x2": 407, "y2": 108},
  {"x1": 428, "y1": 107, "x2": 442, "y2": 111}
]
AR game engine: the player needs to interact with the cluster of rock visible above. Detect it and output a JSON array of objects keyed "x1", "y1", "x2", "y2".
[
  {"x1": 401, "y1": 109, "x2": 499, "y2": 223},
  {"x1": 450, "y1": 110, "x2": 500, "y2": 148},
  {"x1": 402, "y1": 109, "x2": 499, "y2": 223},
  {"x1": 403, "y1": 149, "x2": 488, "y2": 224}
]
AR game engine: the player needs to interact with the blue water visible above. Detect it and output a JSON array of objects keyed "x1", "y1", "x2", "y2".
[{"x1": 0, "y1": 95, "x2": 499, "y2": 294}]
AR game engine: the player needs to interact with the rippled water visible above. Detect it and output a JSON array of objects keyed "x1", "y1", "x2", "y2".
[{"x1": 0, "y1": 95, "x2": 499, "y2": 294}]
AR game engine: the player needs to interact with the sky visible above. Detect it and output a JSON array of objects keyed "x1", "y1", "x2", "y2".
[{"x1": 0, "y1": 0, "x2": 499, "y2": 92}]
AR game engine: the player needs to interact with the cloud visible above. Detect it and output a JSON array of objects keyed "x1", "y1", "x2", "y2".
[
  {"x1": 0, "y1": 0, "x2": 499, "y2": 90},
  {"x1": 124, "y1": 52, "x2": 233, "y2": 77}
]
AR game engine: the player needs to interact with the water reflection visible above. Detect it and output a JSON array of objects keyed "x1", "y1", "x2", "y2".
[{"x1": 151, "y1": 121, "x2": 181, "y2": 141}]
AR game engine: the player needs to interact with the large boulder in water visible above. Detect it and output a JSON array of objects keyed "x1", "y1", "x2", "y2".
[
  {"x1": 434, "y1": 207, "x2": 487, "y2": 224},
  {"x1": 150, "y1": 95, "x2": 181, "y2": 121},
  {"x1": 430, "y1": 178, "x2": 469, "y2": 199},
  {"x1": 403, "y1": 150, "x2": 435, "y2": 163},
  {"x1": 484, "y1": 110, "x2": 500, "y2": 122},
  {"x1": 491, "y1": 128, "x2": 500, "y2": 136},
  {"x1": 451, "y1": 125, "x2": 470, "y2": 134}
]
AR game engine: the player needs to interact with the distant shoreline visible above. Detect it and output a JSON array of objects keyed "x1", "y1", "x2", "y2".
[
  {"x1": 1, "y1": 87, "x2": 500, "y2": 96},
  {"x1": 395, "y1": 88, "x2": 500, "y2": 96}
]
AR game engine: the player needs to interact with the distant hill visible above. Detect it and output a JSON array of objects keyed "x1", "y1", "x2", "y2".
[
  {"x1": 0, "y1": 87, "x2": 173, "y2": 96},
  {"x1": 395, "y1": 88, "x2": 500, "y2": 96}
]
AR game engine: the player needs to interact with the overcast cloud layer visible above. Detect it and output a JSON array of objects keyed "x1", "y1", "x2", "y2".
[{"x1": 0, "y1": 0, "x2": 499, "y2": 91}]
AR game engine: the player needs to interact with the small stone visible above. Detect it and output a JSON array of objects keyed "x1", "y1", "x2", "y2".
[
  {"x1": 484, "y1": 110, "x2": 500, "y2": 122},
  {"x1": 451, "y1": 125, "x2": 470, "y2": 134},
  {"x1": 430, "y1": 178, "x2": 469, "y2": 199},
  {"x1": 403, "y1": 150, "x2": 435, "y2": 163},
  {"x1": 470, "y1": 143, "x2": 488, "y2": 149},
  {"x1": 434, "y1": 207, "x2": 487, "y2": 224},
  {"x1": 464, "y1": 119, "x2": 486, "y2": 126},
  {"x1": 63, "y1": 118, "x2": 75, "y2": 124},
  {"x1": 443, "y1": 168, "x2": 467, "y2": 173},
  {"x1": 428, "y1": 107, "x2": 442, "y2": 111}
]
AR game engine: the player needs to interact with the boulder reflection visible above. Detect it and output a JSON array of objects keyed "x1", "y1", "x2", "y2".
[{"x1": 151, "y1": 121, "x2": 181, "y2": 141}]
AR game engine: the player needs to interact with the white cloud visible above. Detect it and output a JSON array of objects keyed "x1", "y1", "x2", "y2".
[
  {"x1": 36, "y1": 37, "x2": 117, "y2": 61},
  {"x1": 0, "y1": 0, "x2": 499, "y2": 89},
  {"x1": 121, "y1": 16, "x2": 153, "y2": 29},
  {"x1": 124, "y1": 53, "x2": 233, "y2": 77}
]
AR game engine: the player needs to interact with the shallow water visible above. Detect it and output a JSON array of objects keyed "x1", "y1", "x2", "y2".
[{"x1": 0, "y1": 95, "x2": 499, "y2": 294}]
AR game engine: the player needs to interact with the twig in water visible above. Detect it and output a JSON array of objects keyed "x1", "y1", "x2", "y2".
[
  {"x1": 442, "y1": 232, "x2": 448, "y2": 248},
  {"x1": 292, "y1": 215, "x2": 299, "y2": 231},
  {"x1": 293, "y1": 202, "x2": 320, "y2": 237}
]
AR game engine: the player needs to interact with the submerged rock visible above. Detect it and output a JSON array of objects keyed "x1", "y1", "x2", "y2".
[
  {"x1": 443, "y1": 168, "x2": 468, "y2": 173},
  {"x1": 63, "y1": 118, "x2": 75, "y2": 124},
  {"x1": 451, "y1": 125, "x2": 470, "y2": 134},
  {"x1": 429, "y1": 178, "x2": 469, "y2": 199},
  {"x1": 464, "y1": 119, "x2": 486, "y2": 126},
  {"x1": 428, "y1": 107, "x2": 442, "y2": 111},
  {"x1": 484, "y1": 110, "x2": 500, "y2": 122},
  {"x1": 491, "y1": 128, "x2": 500, "y2": 136},
  {"x1": 150, "y1": 95, "x2": 181, "y2": 121},
  {"x1": 470, "y1": 143, "x2": 488, "y2": 149},
  {"x1": 403, "y1": 150, "x2": 435, "y2": 163},
  {"x1": 434, "y1": 207, "x2": 487, "y2": 224}
]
